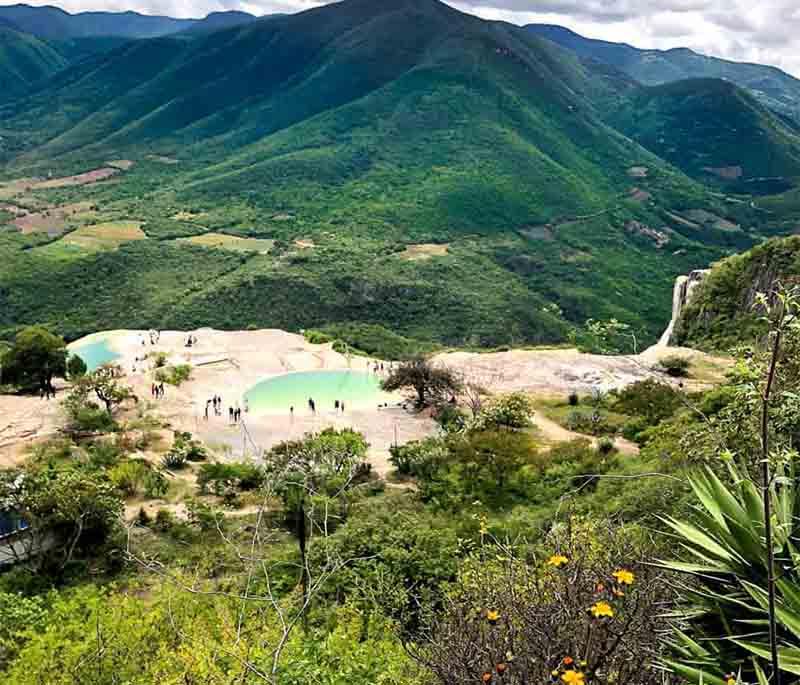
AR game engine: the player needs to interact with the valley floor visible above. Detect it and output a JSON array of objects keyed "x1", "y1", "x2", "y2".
[{"x1": 1, "y1": 328, "x2": 730, "y2": 479}]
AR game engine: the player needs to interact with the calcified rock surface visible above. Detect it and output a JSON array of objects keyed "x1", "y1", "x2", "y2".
[{"x1": 659, "y1": 269, "x2": 709, "y2": 346}]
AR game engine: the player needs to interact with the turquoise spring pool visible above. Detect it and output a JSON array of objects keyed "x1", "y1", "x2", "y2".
[
  {"x1": 70, "y1": 338, "x2": 120, "y2": 371},
  {"x1": 244, "y1": 370, "x2": 395, "y2": 416}
]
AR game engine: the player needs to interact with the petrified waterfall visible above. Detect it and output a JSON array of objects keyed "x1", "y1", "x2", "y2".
[{"x1": 658, "y1": 269, "x2": 708, "y2": 346}]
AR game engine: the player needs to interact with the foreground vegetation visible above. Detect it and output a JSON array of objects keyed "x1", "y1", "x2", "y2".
[{"x1": 2, "y1": 288, "x2": 800, "y2": 682}]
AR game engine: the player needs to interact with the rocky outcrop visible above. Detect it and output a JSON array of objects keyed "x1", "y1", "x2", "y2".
[{"x1": 658, "y1": 269, "x2": 708, "y2": 346}]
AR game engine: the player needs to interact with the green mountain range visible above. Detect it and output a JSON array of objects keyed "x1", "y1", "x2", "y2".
[
  {"x1": 526, "y1": 24, "x2": 800, "y2": 124},
  {"x1": 0, "y1": 0, "x2": 798, "y2": 355},
  {"x1": 0, "y1": 4, "x2": 257, "y2": 39},
  {"x1": 0, "y1": 23, "x2": 66, "y2": 99},
  {"x1": 605, "y1": 78, "x2": 800, "y2": 192}
]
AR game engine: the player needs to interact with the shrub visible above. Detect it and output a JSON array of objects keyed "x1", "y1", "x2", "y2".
[
  {"x1": 612, "y1": 379, "x2": 683, "y2": 425},
  {"x1": 155, "y1": 364, "x2": 192, "y2": 386},
  {"x1": 110, "y1": 461, "x2": 150, "y2": 496},
  {"x1": 88, "y1": 440, "x2": 123, "y2": 468},
  {"x1": 166, "y1": 431, "x2": 207, "y2": 465},
  {"x1": 568, "y1": 391, "x2": 579, "y2": 406},
  {"x1": 621, "y1": 416, "x2": 650, "y2": 443},
  {"x1": 597, "y1": 436, "x2": 616, "y2": 455},
  {"x1": 186, "y1": 500, "x2": 224, "y2": 532},
  {"x1": 389, "y1": 438, "x2": 450, "y2": 479},
  {"x1": 197, "y1": 461, "x2": 265, "y2": 495},
  {"x1": 160, "y1": 451, "x2": 187, "y2": 471},
  {"x1": 657, "y1": 354, "x2": 691, "y2": 377},
  {"x1": 468, "y1": 392, "x2": 535, "y2": 432},
  {"x1": 303, "y1": 330, "x2": 333, "y2": 345},
  {"x1": 66, "y1": 354, "x2": 87, "y2": 379}
]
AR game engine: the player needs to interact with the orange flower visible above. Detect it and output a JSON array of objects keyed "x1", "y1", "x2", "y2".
[
  {"x1": 590, "y1": 601, "x2": 614, "y2": 618},
  {"x1": 563, "y1": 657, "x2": 574, "y2": 666},
  {"x1": 595, "y1": 583, "x2": 605, "y2": 593},
  {"x1": 496, "y1": 663, "x2": 508, "y2": 674},
  {"x1": 482, "y1": 672, "x2": 493, "y2": 683}
]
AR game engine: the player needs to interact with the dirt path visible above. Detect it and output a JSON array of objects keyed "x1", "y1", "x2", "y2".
[{"x1": 534, "y1": 413, "x2": 639, "y2": 456}]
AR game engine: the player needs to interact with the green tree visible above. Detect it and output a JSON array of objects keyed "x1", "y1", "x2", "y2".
[
  {"x1": 382, "y1": 357, "x2": 462, "y2": 408},
  {"x1": 0, "y1": 326, "x2": 66, "y2": 394},
  {"x1": 72, "y1": 364, "x2": 135, "y2": 414},
  {"x1": 267, "y1": 428, "x2": 369, "y2": 617},
  {"x1": 65, "y1": 354, "x2": 87, "y2": 380},
  {"x1": 0, "y1": 466, "x2": 123, "y2": 574},
  {"x1": 468, "y1": 392, "x2": 535, "y2": 432}
]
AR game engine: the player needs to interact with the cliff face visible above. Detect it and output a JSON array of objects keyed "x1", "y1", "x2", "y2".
[
  {"x1": 672, "y1": 235, "x2": 800, "y2": 350},
  {"x1": 659, "y1": 270, "x2": 708, "y2": 346}
]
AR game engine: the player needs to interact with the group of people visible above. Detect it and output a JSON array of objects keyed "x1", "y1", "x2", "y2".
[
  {"x1": 204, "y1": 395, "x2": 223, "y2": 419},
  {"x1": 203, "y1": 395, "x2": 248, "y2": 425},
  {"x1": 151, "y1": 382, "x2": 166, "y2": 399},
  {"x1": 371, "y1": 362, "x2": 389, "y2": 374},
  {"x1": 297, "y1": 398, "x2": 345, "y2": 416}
]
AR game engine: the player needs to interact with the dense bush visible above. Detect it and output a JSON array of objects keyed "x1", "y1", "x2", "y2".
[
  {"x1": 657, "y1": 354, "x2": 691, "y2": 377},
  {"x1": 154, "y1": 364, "x2": 191, "y2": 386},
  {"x1": 197, "y1": 461, "x2": 265, "y2": 495},
  {"x1": 612, "y1": 378, "x2": 683, "y2": 425}
]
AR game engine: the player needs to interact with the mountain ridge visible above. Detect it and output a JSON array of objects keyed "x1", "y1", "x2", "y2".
[
  {"x1": 0, "y1": 4, "x2": 258, "y2": 39},
  {"x1": 526, "y1": 23, "x2": 800, "y2": 122}
]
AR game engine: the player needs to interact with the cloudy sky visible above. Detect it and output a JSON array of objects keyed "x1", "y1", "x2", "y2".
[{"x1": 6, "y1": 0, "x2": 800, "y2": 77}]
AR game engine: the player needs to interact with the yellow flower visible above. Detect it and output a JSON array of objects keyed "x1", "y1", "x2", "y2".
[
  {"x1": 726, "y1": 679, "x2": 735, "y2": 685},
  {"x1": 486, "y1": 609, "x2": 501, "y2": 624},
  {"x1": 561, "y1": 671, "x2": 585, "y2": 685},
  {"x1": 590, "y1": 601, "x2": 615, "y2": 618},
  {"x1": 612, "y1": 569, "x2": 635, "y2": 585},
  {"x1": 547, "y1": 554, "x2": 569, "y2": 567}
]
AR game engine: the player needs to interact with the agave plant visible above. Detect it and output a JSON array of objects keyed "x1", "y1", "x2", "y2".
[{"x1": 661, "y1": 461, "x2": 800, "y2": 682}]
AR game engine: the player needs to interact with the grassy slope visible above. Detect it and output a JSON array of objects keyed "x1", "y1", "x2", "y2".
[
  {"x1": 0, "y1": 26, "x2": 67, "y2": 101},
  {"x1": 0, "y1": 0, "x2": 755, "y2": 351},
  {"x1": 606, "y1": 79, "x2": 800, "y2": 189},
  {"x1": 674, "y1": 235, "x2": 800, "y2": 350}
]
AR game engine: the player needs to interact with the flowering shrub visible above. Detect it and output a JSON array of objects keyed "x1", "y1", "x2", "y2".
[{"x1": 410, "y1": 519, "x2": 671, "y2": 684}]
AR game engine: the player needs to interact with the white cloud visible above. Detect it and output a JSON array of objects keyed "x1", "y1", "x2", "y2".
[{"x1": 4, "y1": 0, "x2": 800, "y2": 76}]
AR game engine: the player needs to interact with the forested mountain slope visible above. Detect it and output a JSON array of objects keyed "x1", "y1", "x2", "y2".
[
  {"x1": 606, "y1": 78, "x2": 800, "y2": 192},
  {"x1": 527, "y1": 23, "x2": 800, "y2": 123},
  {"x1": 0, "y1": 24, "x2": 67, "y2": 100},
  {"x1": 0, "y1": 0, "x2": 770, "y2": 351}
]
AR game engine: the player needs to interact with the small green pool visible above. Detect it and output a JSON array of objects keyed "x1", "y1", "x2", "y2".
[
  {"x1": 70, "y1": 338, "x2": 120, "y2": 371},
  {"x1": 245, "y1": 370, "x2": 395, "y2": 416}
]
